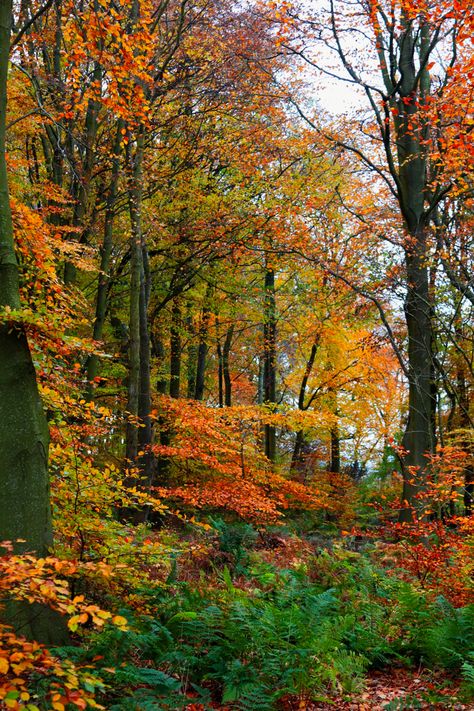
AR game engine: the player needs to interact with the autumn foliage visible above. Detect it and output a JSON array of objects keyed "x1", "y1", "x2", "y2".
[{"x1": 0, "y1": 0, "x2": 473, "y2": 708}]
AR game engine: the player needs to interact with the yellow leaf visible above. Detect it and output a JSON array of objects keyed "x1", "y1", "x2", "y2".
[
  {"x1": 112, "y1": 615, "x2": 128, "y2": 627},
  {"x1": 68, "y1": 615, "x2": 80, "y2": 631},
  {"x1": 0, "y1": 657, "x2": 9, "y2": 673}
]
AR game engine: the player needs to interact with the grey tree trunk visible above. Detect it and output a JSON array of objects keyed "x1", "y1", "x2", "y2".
[{"x1": 393, "y1": 24, "x2": 436, "y2": 519}]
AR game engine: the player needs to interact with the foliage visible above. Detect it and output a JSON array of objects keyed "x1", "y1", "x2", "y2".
[{"x1": 0, "y1": 0, "x2": 473, "y2": 708}]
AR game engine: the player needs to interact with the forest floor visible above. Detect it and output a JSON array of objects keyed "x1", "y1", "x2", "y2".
[
  {"x1": 175, "y1": 524, "x2": 473, "y2": 711},
  {"x1": 299, "y1": 669, "x2": 468, "y2": 709}
]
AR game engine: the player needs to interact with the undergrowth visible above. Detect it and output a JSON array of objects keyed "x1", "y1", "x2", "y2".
[{"x1": 43, "y1": 528, "x2": 474, "y2": 710}]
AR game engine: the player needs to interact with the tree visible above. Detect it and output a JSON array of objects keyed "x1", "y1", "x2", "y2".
[
  {"x1": 290, "y1": 0, "x2": 474, "y2": 518},
  {"x1": 0, "y1": 0, "x2": 52, "y2": 556}
]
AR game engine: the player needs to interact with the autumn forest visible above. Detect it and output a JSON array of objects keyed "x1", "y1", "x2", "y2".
[{"x1": 0, "y1": 0, "x2": 473, "y2": 708}]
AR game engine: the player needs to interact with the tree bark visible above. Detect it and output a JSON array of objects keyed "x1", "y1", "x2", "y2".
[
  {"x1": 194, "y1": 286, "x2": 212, "y2": 401},
  {"x1": 85, "y1": 121, "x2": 123, "y2": 398},
  {"x1": 263, "y1": 266, "x2": 276, "y2": 462},
  {"x1": 0, "y1": 0, "x2": 71, "y2": 645},
  {"x1": 223, "y1": 324, "x2": 234, "y2": 407},
  {"x1": 169, "y1": 298, "x2": 181, "y2": 399},
  {"x1": 330, "y1": 426, "x2": 340, "y2": 474},
  {"x1": 0, "y1": 0, "x2": 52, "y2": 556},
  {"x1": 291, "y1": 339, "x2": 318, "y2": 472},
  {"x1": 125, "y1": 132, "x2": 144, "y2": 464}
]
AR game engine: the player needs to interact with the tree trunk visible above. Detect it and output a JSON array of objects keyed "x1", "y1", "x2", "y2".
[
  {"x1": 217, "y1": 323, "x2": 233, "y2": 407},
  {"x1": 125, "y1": 133, "x2": 144, "y2": 463},
  {"x1": 291, "y1": 339, "x2": 318, "y2": 472},
  {"x1": 223, "y1": 324, "x2": 234, "y2": 407},
  {"x1": 457, "y1": 368, "x2": 474, "y2": 515},
  {"x1": 194, "y1": 288, "x2": 212, "y2": 401},
  {"x1": 399, "y1": 240, "x2": 435, "y2": 519},
  {"x1": 169, "y1": 298, "x2": 181, "y2": 399},
  {"x1": 85, "y1": 121, "x2": 123, "y2": 398},
  {"x1": 217, "y1": 339, "x2": 223, "y2": 407},
  {"x1": 330, "y1": 427, "x2": 340, "y2": 474},
  {"x1": 63, "y1": 48, "x2": 101, "y2": 285},
  {"x1": 392, "y1": 18, "x2": 435, "y2": 521},
  {"x1": 0, "y1": 0, "x2": 70, "y2": 645},
  {"x1": 263, "y1": 266, "x2": 276, "y2": 462},
  {"x1": 135, "y1": 240, "x2": 154, "y2": 523},
  {"x1": 0, "y1": 0, "x2": 52, "y2": 556}
]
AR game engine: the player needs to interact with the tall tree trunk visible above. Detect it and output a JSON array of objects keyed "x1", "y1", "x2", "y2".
[
  {"x1": 124, "y1": 130, "x2": 154, "y2": 521},
  {"x1": 125, "y1": 133, "x2": 144, "y2": 463},
  {"x1": 223, "y1": 324, "x2": 234, "y2": 407},
  {"x1": 63, "y1": 39, "x2": 101, "y2": 284},
  {"x1": 0, "y1": 0, "x2": 52, "y2": 556},
  {"x1": 392, "y1": 18, "x2": 436, "y2": 521},
  {"x1": 330, "y1": 427, "x2": 340, "y2": 474},
  {"x1": 263, "y1": 266, "x2": 276, "y2": 462},
  {"x1": 186, "y1": 304, "x2": 197, "y2": 397},
  {"x1": 85, "y1": 121, "x2": 123, "y2": 398},
  {"x1": 399, "y1": 232, "x2": 435, "y2": 520},
  {"x1": 217, "y1": 322, "x2": 233, "y2": 407},
  {"x1": 291, "y1": 339, "x2": 318, "y2": 472},
  {"x1": 194, "y1": 286, "x2": 212, "y2": 401},
  {"x1": 135, "y1": 240, "x2": 154, "y2": 522},
  {"x1": 457, "y1": 368, "x2": 474, "y2": 515},
  {"x1": 217, "y1": 338, "x2": 223, "y2": 407},
  {"x1": 169, "y1": 298, "x2": 181, "y2": 399},
  {"x1": 0, "y1": 0, "x2": 70, "y2": 644}
]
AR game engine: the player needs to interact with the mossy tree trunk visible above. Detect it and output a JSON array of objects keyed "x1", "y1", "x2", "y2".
[
  {"x1": 0, "y1": 0, "x2": 52, "y2": 556},
  {"x1": 0, "y1": 0, "x2": 70, "y2": 644}
]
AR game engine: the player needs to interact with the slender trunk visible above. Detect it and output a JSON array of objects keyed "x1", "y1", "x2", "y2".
[
  {"x1": 135, "y1": 240, "x2": 154, "y2": 522},
  {"x1": 330, "y1": 427, "x2": 340, "y2": 474},
  {"x1": 291, "y1": 430, "x2": 305, "y2": 473},
  {"x1": 291, "y1": 339, "x2": 318, "y2": 472},
  {"x1": 151, "y1": 332, "x2": 167, "y2": 394},
  {"x1": 223, "y1": 324, "x2": 234, "y2": 407},
  {"x1": 169, "y1": 298, "x2": 181, "y2": 399},
  {"x1": 263, "y1": 267, "x2": 276, "y2": 462},
  {"x1": 257, "y1": 355, "x2": 264, "y2": 404},
  {"x1": 85, "y1": 121, "x2": 123, "y2": 397},
  {"x1": 186, "y1": 305, "x2": 197, "y2": 397},
  {"x1": 125, "y1": 134, "x2": 144, "y2": 463},
  {"x1": 195, "y1": 288, "x2": 212, "y2": 401},
  {"x1": 457, "y1": 369, "x2": 474, "y2": 515},
  {"x1": 217, "y1": 339, "x2": 223, "y2": 407},
  {"x1": 63, "y1": 53, "x2": 101, "y2": 284}
]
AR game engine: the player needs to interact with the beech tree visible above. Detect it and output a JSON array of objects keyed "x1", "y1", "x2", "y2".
[
  {"x1": 289, "y1": 0, "x2": 474, "y2": 518},
  {"x1": 0, "y1": 0, "x2": 52, "y2": 555}
]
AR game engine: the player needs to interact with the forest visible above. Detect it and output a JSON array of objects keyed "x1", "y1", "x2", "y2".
[{"x1": 0, "y1": 0, "x2": 473, "y2": 708}]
